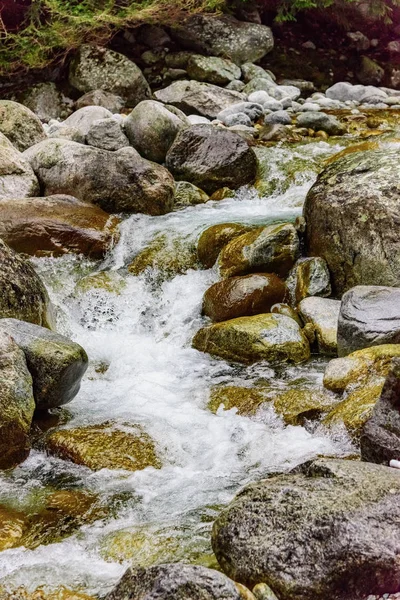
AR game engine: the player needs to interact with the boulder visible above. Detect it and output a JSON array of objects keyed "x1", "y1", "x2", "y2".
[
  {"x1": 154, "y1": 81, "x2": 244, "y2": 119},
  {"x1": 0, "y1": 132, "x2": 39, "y2": 198},
  {"x1": 337, "y1": 286, "x2": 400, "y2": 357},
  {"x1": 197, "y1": 223, "x2": 251, "y2": 268},
  {"x1": 0, "y1": 318, "x2": 88, "y2": 410},
  {"x1": 361, "y1": 358, "x2": 400, "y2": 464},
  {"x1": 174, "y1": 181, "x2": 209, "y2": 208},
  {"x1": 61, "y1": 106, "x2": 113, "y2": 137},
  {"x1": 170, "y1": 15, "x2": 273, "y2": 65},
  {"x1": 264, "y1": 111, "x2": 291, "y2": 126},
  {"x1": 212, "y1": 458, "x2": 400, "y2": 599},
  {"x1": 218, "y1": 224, "x2": 299, "y2": 279},
  {"x1": 272, "y1": 388, "x2": 338, "y2": 425},
  {"x1": 124, "y1": 100, "x2": 188, "y2": 163},
  {"x1": 192, "y1": 313, "x2": 310, "y2": 364},
  {"x1": 299, "y1": 297, "x2": 340, "y2": 355},
  {"x1": 47, "y1": 423, "x2": 161, "y2": 471},
  {"x1": 106, "y1": 564, "x2": 241, "y2": 600},
  {"x1": 0, "y1": 195, "x2": 119, "y2": 258},
  {"x1": 0, "y1": 332, "x2": 35, "y2": 469},
  {"x1": 48, "y1": 125, "x2": 85, "y2": 144},
  {"x1": 203, "y1": 274, "x2": 287, "y2": 322},
  {"x1": 241, "y1": 63, "x2": 273, "y2": 83},
  {"x1": 166, "y1": 125, "x2": 258, "y2": 194},
  {"x1": 24, "y1": 139, "x2": 175, "y2": 215},
  {"x1": 85, "y1": 117, "x2": 129, "y2": 151},
  {"x1": 69, "y1": 44, "x2": 151, "y2": 107},
  {"x1": 325, "y1": 82, "x2": 387, "y2": 103},
  {"x1": 0, "y1": 240, "x2": 53, "y2": 328},
  {"x1": 75, "y1": 90, "x2": 125, "y2": 113},
  {"x1": 286, "y1": 257, "x2": 331, "y2": 305},
  {"x1": 303, "y1": 143, "x2": 400, "y2": 294},
  {"x1": 187, "y1": 55, "x2": 241, "y2": 85},
  {"x1": 128, "y1": 234, "x2": 198, "y2": 280},
  {"x1": 296, "y1": 111, "x2": 345, "y2": 135},
  {"x1": 208, "y1": 385, "x2": 269, "y2": 416},
  {"x1": 357, "y1": 56, "x2": 384, "y2": 86},
  {"x1": 0, "y1": 100, "x2": 46, "y2": 151},
  {"x1": 18, "y1": 82, "x2": 66, "y2": 122}
]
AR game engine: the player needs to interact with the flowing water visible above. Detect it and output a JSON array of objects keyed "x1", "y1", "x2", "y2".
[{"x1": 0, "y1": 141, "x2": 354, "y2": 597}]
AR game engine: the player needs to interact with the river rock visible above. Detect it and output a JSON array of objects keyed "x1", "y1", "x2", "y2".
[
  {"x1": 337, "y1": 286, "x2": 400, "y2": 357},
  {"x1": 272, "y1": 388, "x2": 338, "y2": 425},
  {"x1": 212, "y1": 458, "x2": 400, "y2": 599},
  {"x1": 218, "y1": 224, "x2": 299, "y2": 279},
  {"x1": 0, "y1": 332, "x2": 35, "y2": 469},
  {"x1": 361, "y1": 358, "x2": 400, "y2": 464},
  {"x1": 0, "y1": 319, "x2": 88, "y2": 410},
  {"x1": 357, "y1": 56, "x2": 384, "y2": 85},
  {"x1": 0, "y1": 100, "x2": 46, "y2": 151},
  {"x1": 174, "y1": 181, "x2": 209, "y2": 208},
  {"x1": 166, "y1": 125, "x2": 257, "y2": 194},
  {"x1": 75, "y1": 90, "x2": 125, "y2": 112},
  {"x1": 299, "y1": 297, "x2": 340, "y2": 356},
  {"x1": 303, "y1": 143, "x2": 400, "y2": 294},
  {"x1": 241, "y1": 63, "x2": 273, "y2": 83},
  {"x1": 0, "y1": 195, "x2": 119, "y2": 258},
  {"x1": 197, "y1": 223, "x2": 251, "y2": 268},
  {"x1": 203, "y1": 273, "x2": 287, "y2": 322},
  {"x1": 47, "y1": 423, "x2": 161, "y2": 471},
  {"x1": 264, "y1": 111, "x2": 291, "y2": 125},
  {"x1": 286, "y1": 257, "x2": 331, "y2": 305},
  {"x1": 296, "y1": 111, "x2": 345, "y2": 135},
  {"x1": 61, "y1": 106, "x2": 113, "y2": 137},
  {"x1": 170, "y1": 15, "x2": 273, "y2": 65},
  {"x1": 187, "y1": 55, "x2": 241, "y2": 86},
  {"x1": 85, "y1": 117, "x2": 129, "y2": 151},
  {"x1": 24, "y1": 139, "x2": 175, "y2": 215},
  {"x1": 18, "y1": 82, "x2": 66, "y2": 122},
  {"x1": 106, "y1": 563, "x2": 241, "y2": 600},
  {"x1": 69, "y1": 44, "x2": 151, "y2": 107},
  {"x1": 0, "y1": 132, "x2": 40, "y2": 198},
  {"x1": 124, "y1": 100, "x2": 188, "y2": 163},
  {"x1": 154, "y1": 80, "x2": 244, "y2": 119},
  {"x1": 217, "y1": 102, "x2": 264, "y2": 124},
  {"x1": 128, "y1": 234, "x2": 198, "y2": 280},
  {"x1": 48, "y1": 125, "x2": 85, "y2": 144},
  {"x1": 192, "y1": 313, "x2": 310, "y2": 364},
  {"x1": 0, "y1": 240, "x2": 53, "y2": 328},
  {"x1": 208, "y1": 385, "x2": 269, "y2": 416}
]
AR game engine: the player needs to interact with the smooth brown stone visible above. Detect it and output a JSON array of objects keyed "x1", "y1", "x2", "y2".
[
  {"x1": 203, "y1": 273, "x2": 287, "y2": 322},
  {"x1": 197, "y1": 223, "x2": 251, "y2": 269},
  {"x1": 0, "y1": 195, "x2": 119, "y2": 258}
]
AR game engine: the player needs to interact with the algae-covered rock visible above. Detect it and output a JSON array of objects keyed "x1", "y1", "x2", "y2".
[
  {"x1": 0, "y1": 100, "x2": 46, "y2": 151},
  {"x1": 286, "y1": 257, "x2": 331, "y2": 305},
  {"x1": 270, "y1": 303, "x2": 302, "y2": 326},
  {"x1": 46, "y1": 423, "x2": 161, "y2": 471},
  {"x1": 193, "y1": 313, "x2": 310, "y2": 364},
  {"x1": 212, "y1": 458, "x2": 400, "y2": 599},
  {"x1": 174, "y1": 181, "x2": 210, "y2": 208},
  {"x1": 197, "y1": 223, "x2": 251, "y2": 269},
  {"x1": 0, "y1": 332, "x2": 35, "y2": 469},
  {"x1": 299, "y1": 297, "x2": 340, "y2": 356},
  {"x1": 187, "y1": 55, "x2": 241, "y2": 85},
  {"x1": 0, "y1": 132, "x2": 40, "y2": 199},
  {"x1": 0, "y1": 319, "x2": 88, "y2": 410},
  {"x1": 218, "y1": 224, "x2": 299, "y2": 279},
  {"x1": 129, "y1": 234, "x2": 198, "y2": 280},
  {"x1": 0, "y1": 239, "x2": 53, "y2": 328},
  {"x1": 208, "y1": 386, "x2": 269, "y2": 416},
  {"x1": 0, "y1": 506, "x2": 27, "y2": 550},
  {"x1": 272, "y1": 388, "x2": 338, "y2": 425},
  {"x1": 69, "y1": 45, "x2": 151, "y2": 107},
  {"x1": 203, "y1": 274, "x2": 287, "y2": 322},
  {"x1": 75, "y1": 271, "x2": 126, "y2": 295}
]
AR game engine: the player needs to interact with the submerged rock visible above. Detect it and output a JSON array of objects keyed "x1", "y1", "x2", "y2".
[
  {"x1": 0, "y1": 100, "x2": 46, "y2": 151},
  {"x1": 47, "y1": 423, "x2": 161, "y2": 471},
  {"x1": 24, "y1": 139, "x2": 175, "y2": 215},
  {"x1": 203, "y1": 274, "x2": 287, "y2": 322},
  {"x1": 166, "y1": 125, "x2": 258, "y2": 194},
  {"x1": 0, "y1": 506, "x2": 27, "y2": 550},
  {"x1": 208, "y1": 386, "x2": 269, "y2": 416},
  {"x1": 0, "y1": 240, "x2": 53, "y2": 328},
  {"x1": 299, "y1": 297, "x2": 341, "y2": 356},
  {"x1": 218, "y1": 224, "x2": 299, "y2": 279},
  {"x1": 0, "y1": 195, "x2": 119, "y2": 258},
  {"x1": 0, "y1": 332, "x2": 35, "y2": 469},
  {"x1": 0, "y1": 319, "x2": 88, "y2": 410},
  {"x1": 193, "y1": 313, "x2": 310, "y2": 364},
  {"x1": 212, "y1": 458, "x2": 400, "y2": 599},
  {"x1": 286, "y1": 257, "x2": 331, "y2": 305},
  {"x1": 106, "y1": 563, "x2": 242, "y2": 600},
  {"x1": 0, "y1": 132, "x2": 39, "y2": 199},
  {"x1": 197, "y1": 223, "x2": 251, "y2": 269},
  {"x1": 128, "y1": 234, "x2": 198, "y2": 280}
]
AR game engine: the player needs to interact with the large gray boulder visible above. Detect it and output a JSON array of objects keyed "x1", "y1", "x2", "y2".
[
  {"x1": 0, "y1": 319, "x2": 88, "y2": 410},
  {"x1": 24, "y1": 139, "x2": 175, "y2": 215},
  {"x1": 170, "y1": 15, "x2": 273, "y2": 65},
  {"x1": 187, "y1": 55, "x2": 241, "y2": 85},
  {"x1": 18, "y1": 82, "x2": 66, "y2": 122},
  {"x1": 85, "y1": 118, "x2": 129, "y2": 151},
  {"x1": 0, "y1": 100, "x2": 46, "y2": 151},
  {"x1": 0, "y1": 132, "x2": 39, "y2": 198},
  {"x1": 165, "y1": 124, "x2": 258, "y2": 194},
  {"x1": 154, "y1": 80, "x2": 244, "y2": 119},
  {"x1": 304, "y1": 144, "x2": 400, "y2": 294},
  {"x1": 124, "y1": 100, "x2": 188, "y2": 163},
  {"x1": 0, "y1": 239, "x2": 53, "y2": 328},
  {"x1": 212, "y1": 458, "x2": 400, "y2": 599},
  {"x1": 337, "y1": 286, "x2": 400, "y2": 357},
  {"x1": 69, "y1": 44, "x2": 151, "y2": 107},
  {"x1": 0, "y1": 331, "x2": 35, "y2": 470},
  {"x1": 106, "y1": 564, "x2": 241, "y2": 600},
  {"x1": 361, "y1": 358, "x2": 400, "y2": 465},
  {"x1": 61, "y1": 106, "x2": 113, "y2": 137}
]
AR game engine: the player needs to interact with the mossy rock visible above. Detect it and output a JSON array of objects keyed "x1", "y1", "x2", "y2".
[
  {"x1": 208, "y1": 386, "x2": 270, "y2": 416},
  {"x1": 129, "y1": 234, "x2": 198, "y2": 280},
  {"x1": 272, "y1": 388, "x2": 339, "y2": 426},
  {"x1": 75, "y1": 271, "x2": 127, "y2": 295},
  {"x1": 174, "y1": 181, "x2": 209, "y2": 209},
  {"x1": 100, "y1": 528, "x2": 181, "y2": 565},
  {"x1": 210, "y1": 187, "x2": 235, "y2": 201},
  {"x1": 46, "y1": 423, "x2": 162, "y2": 471},
  {"x1": 0, "y1": 100, "x2": 46, "y2": 152},
  {"x1": 0, "y1": 587, "x2": 96, "y2": 600},
  {"x1": 197, "y1": 223, "x2": 251, "y2": 269}
]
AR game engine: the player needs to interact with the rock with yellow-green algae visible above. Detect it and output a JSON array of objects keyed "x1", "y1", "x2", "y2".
[{"x1": 197, "y1": 223, "x2": 251, "y2": 269}]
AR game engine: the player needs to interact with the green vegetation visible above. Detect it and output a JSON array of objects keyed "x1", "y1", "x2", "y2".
[{"x1": 272, "y1": 0, "x2": 400, "y2": 22}]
